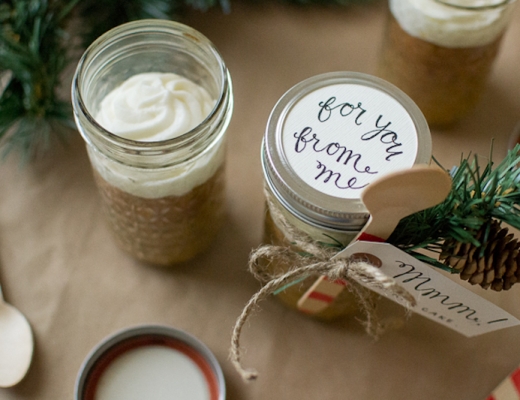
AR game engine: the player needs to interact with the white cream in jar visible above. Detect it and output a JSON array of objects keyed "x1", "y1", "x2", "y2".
[
  {"x1": 390, "y1": 0, "x2": 517, "y2": 48},
  {"x1": 96, "y1": 73, "x2": 215, "y2": 141},
  {"x1": 90, "y1": 72, "x2": 223, "y2": 199}
]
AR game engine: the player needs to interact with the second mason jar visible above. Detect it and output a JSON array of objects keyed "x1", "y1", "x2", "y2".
[
  {"x1": 377, "y1": 0, "x2": 517, "y2": 127},
  {"x1": 261, "y1": 72, "x2": 432, "y2": 319},
  {"x1": 72, "y1": 20, "x2": 233, "y2": 266}
]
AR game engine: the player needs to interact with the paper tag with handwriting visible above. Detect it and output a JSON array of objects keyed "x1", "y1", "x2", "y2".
[
  {"x1": 337, "y1": 241, "x2": 520, "y2": 337},
  {"x1": 282, "y1": 83, "x2": 419, "y2": 199}
]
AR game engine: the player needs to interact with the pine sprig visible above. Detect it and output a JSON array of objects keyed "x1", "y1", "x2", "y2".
[
  {"x1": 0, "y1": 0, "x2": 78, "y2": 162},
  {"x1": 78, "y1": 0, "x2": 180, "y2": 47},
  {"x1": 387, "y1": 144, "x2": 520, "y2": 271}
]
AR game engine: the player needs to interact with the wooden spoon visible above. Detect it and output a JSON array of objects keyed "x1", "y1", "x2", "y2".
[
  {"x1": 296, "y1": 165, "x2": 452, "y2": 314},
  {"x1": 0, "y1": 284, "x2": 34, "y2": 387},
  {"x1": 353, "y1": 164, "x2": 452, "y2": 242}
]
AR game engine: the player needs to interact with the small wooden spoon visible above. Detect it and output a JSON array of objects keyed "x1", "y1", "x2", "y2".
[
  {"x1": 0, "y1": 284, "x2": 34, "y2": 387},
  {"x1": 297, "y1": 165, "x2": 452, "y2": 314},
  {"x1": 353, "y1": 164, "x2": 452, "y2": 242}
]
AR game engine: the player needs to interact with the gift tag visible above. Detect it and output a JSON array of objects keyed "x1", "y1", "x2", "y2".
[{"x1": 337, "y1": 241, "x2": 520, "y2": 337}]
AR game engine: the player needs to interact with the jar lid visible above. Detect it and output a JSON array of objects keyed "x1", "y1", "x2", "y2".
[
  {"x1": 262, "y1": 71, "x2": 432, "y2": 231},
  {"x1": 75, "y1": 325, "x2": 225, "y2": 400}
]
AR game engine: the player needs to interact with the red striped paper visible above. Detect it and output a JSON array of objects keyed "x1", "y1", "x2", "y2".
[
  {"x1": 487, "y1": 367, "x2": 520, "y2": 400},
  {"x1": 296, "y1": 235, "x2": 383, "y2": 314},
  {"x1": 357, "y1": 232, "x2": 386, "y2": 243},
  {"x1": 297, "y1": 277, "x2": 349, "y2": 314}
]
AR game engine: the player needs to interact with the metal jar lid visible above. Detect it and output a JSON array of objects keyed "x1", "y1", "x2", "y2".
[
  {"x1": 75, "y1": 325, "x2": 225, "y2": 400},
  {"x1": 262, "y1": 71, "x2": 432, "y2": 231}
]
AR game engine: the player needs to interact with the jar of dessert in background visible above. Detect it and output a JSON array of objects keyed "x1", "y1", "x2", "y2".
[
  {"x1": 260, "y1": 72, "x2": 431, "y2": 319},
  {"x1": 72, "y1": 20, "x2": 233, "y2": 266},
  {"x1": 377, "y1": 0, "x2": 517, "y2": 128}
]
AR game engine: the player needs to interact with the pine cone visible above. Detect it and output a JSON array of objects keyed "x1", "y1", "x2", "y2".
[{"x1": 440, "y1": 220, "x2": 520, "y2": 291}]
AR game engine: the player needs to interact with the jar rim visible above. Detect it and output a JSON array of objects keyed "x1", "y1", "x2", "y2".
[
  {"x1": 72, "y1": 19, "x2": 230, "y2": 154},
  {"x1": 433, "y1": 0, "x2": 515, "y2": 10},
  {"x1": 262, "y1": 71, "x2": 432, "y2": 231}
]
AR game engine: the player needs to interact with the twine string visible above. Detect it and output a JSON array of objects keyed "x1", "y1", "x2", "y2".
[
  {"x1": 229, "y1": 191, "x2": 416, "y2": 382},
  {"x1": 230, "y1": 243, "x2": 416, "y2": 381}
]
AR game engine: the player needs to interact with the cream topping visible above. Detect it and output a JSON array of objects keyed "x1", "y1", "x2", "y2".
[
  {"x1": 390, "y1": 0, "x2": 516, "y2": 48},
  {"x1": 90, "y1": 72, "x2": 224, "y2": 198},
  {"x1": 96, "y1": 72, "x2": 215, "y2": 141}
]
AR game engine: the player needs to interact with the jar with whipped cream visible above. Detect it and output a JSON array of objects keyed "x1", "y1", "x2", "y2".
[
  {"x1": 72, "y1": 20, "x2": 233, "y2": 266},
  {"x1": 377, "y1": 0, "x2": 517, "y2": 127},
  {"x1": 261, "y1": 72, "x2": 431, "y2": 319}
]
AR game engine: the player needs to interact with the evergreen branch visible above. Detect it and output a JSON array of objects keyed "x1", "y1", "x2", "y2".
[
  {"x1": 388, "y1": 144, "x2": 520, "y2": 273},
  {"x1": 0, "y1": 0, "x2": 77, "y2": 161}
]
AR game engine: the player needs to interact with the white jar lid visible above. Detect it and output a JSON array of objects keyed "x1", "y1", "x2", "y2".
[
  {"x1": 75, "y1": 325, "x2": 225, "y2": 400},
  {"x1": 262, "y1": 71, "x2": 431, "y2": 231}
]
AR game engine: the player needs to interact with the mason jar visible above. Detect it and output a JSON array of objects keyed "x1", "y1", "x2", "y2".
[
  {"x1": 377, "y1": 0, "x2": 517, "y2": 127},
  {"x1": 72, "y1": 20, "x2": 233, "y2": 266},
  {"x1": 260, "y1": 71, "x2": 431, "y2": 319}
]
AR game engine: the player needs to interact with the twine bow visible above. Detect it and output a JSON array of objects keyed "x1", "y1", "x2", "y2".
[
  {"x1": 229, "y1": 192, "x2": 417, "y2": 381},
  {"x1": 230, "y1": 231, "x2": 417, "y2": 382}
]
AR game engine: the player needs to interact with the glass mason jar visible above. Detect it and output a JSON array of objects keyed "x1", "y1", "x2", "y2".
[
  {"x1": 377, "y1": 0, "x2": 517, "y2": 127},
  {"x1": 72, "y1": 20, "x2": 233, "y2": 266},
  {"x1": 261, "y1": 71, "x2": 431, "y2": 320}
]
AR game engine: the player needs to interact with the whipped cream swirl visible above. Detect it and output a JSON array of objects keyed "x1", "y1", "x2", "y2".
[
  {"x1": 390, "y1": 0, "x2": 516, "y2": 48},
  {"x1": 96, "y1": 72, "x2": 215, "y2": 141}
]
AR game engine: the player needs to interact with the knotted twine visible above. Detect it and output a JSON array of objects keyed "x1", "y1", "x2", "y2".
[{"x1": 230, "y1": 195, "x2": 417, "y2": 382}]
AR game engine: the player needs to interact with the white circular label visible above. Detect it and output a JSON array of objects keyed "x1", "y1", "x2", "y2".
[{"x1": 282, "y1": 83, "x2": 419, "y2": 199}]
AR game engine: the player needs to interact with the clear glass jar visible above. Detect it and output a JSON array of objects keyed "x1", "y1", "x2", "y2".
[
  {"x1": 71, "y1": 20, "x2": 233, "y2": 266},
  {"x1": 260, "y1": 72, "x2": 431, "y2": 319},
  {"x1": 377, "y1": 0, "x2": 517, "y2": 127}
]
